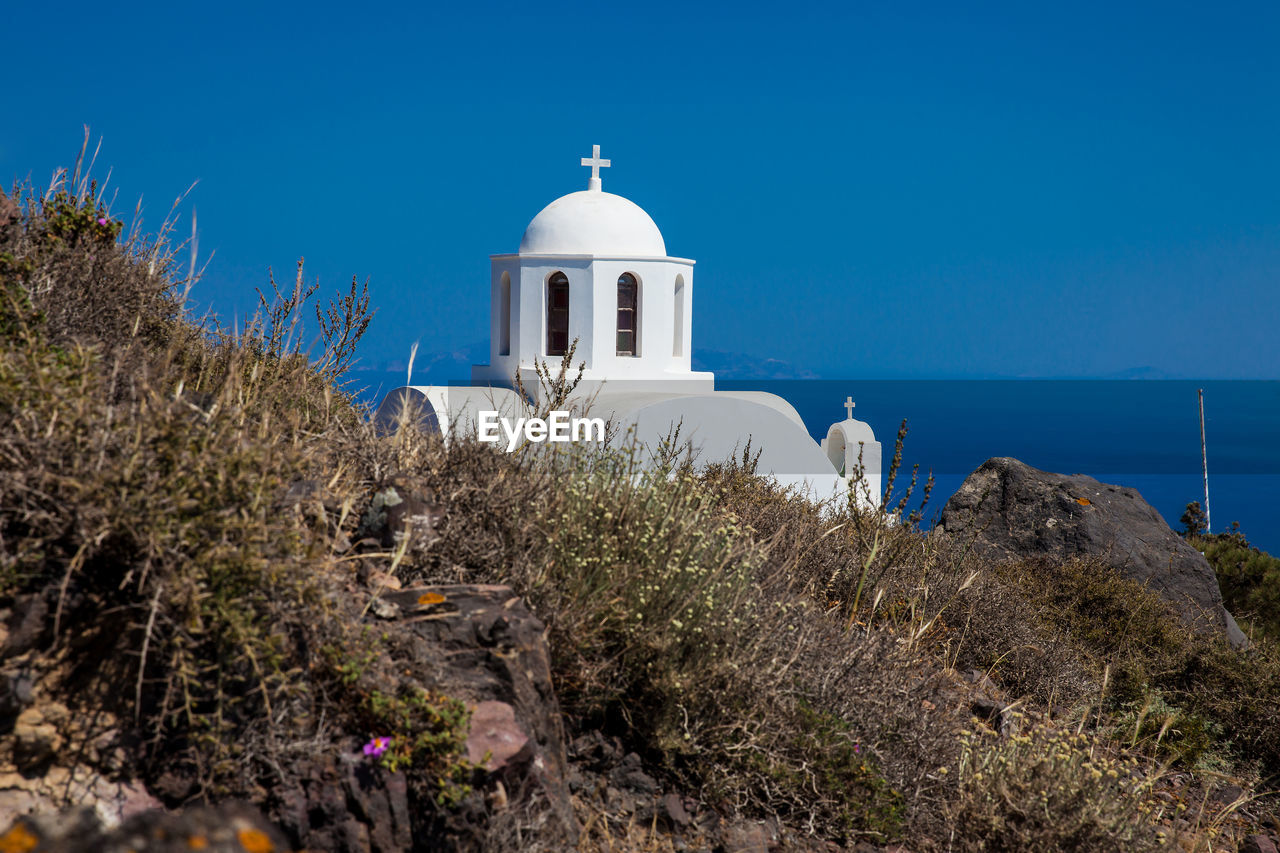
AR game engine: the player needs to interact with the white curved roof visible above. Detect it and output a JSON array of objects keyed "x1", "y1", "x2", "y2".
[
  {"x1": 519, "y1": 190, "x2": 667, "y2": 256},
  {"x1": 827, "y1": 419, "x2": 878, "y2": 444}
]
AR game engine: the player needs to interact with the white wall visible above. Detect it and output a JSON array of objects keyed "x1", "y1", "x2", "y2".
[
  {"x1": 474, "y1": 253, "x2": 711, "y2": 390},
  {"x1": 587, "y1": 258, "x2": 694, "y2": 377},
  {"x1": 822, "y1": 421, "x2": 883, "y2": 509}
]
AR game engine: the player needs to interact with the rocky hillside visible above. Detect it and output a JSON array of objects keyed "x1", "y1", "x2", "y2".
[{"x1": 2, "y1": 165, "x2": 1280, "y2": 852}]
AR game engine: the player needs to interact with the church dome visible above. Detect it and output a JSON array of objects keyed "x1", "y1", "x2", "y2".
[{"x1": 520, "y1": 190, "x2": 667, "y2": 257}]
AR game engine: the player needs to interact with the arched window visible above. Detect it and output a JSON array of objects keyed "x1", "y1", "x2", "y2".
[
  {"x1": 673, "y1": 274, "x2": 685, "y2": 357},
  {"x1": 546, "y1": 272, "x2": 569, "y2": 356},
  {"x1": 498, "y1": 272, "x2": 511, "y2": 356},
  {"x1": 616, "y1": 273, "x2": 638, "y2": 356}
]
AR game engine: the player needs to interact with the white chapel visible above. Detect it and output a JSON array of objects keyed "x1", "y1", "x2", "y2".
[{"x1": 376, "y1": 146, "x2": 882, "y2": 505}]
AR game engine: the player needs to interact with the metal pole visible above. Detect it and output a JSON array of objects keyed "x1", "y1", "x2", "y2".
[{"x1": 1199, "y1": 388, "x2": 1211, "y2": 533}]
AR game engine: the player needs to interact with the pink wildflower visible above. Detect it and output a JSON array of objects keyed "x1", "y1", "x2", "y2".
[
  {"x1": 363, "y1": 737, "x2": 391, "y2": 758},
  {"x1": 97, "y1": 217, "x2": 108, "y2": 226}
]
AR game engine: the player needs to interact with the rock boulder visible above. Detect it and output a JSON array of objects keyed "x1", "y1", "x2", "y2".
[
  {"x1": 383, "y1": 583, "x2": 574, "y2": 840},
  {"x1": 265, "y1": 583, "x2": 576, "y2": 851},
  {"x1": 936, "y1": 457, "x2": 1246, "y2": 647}
]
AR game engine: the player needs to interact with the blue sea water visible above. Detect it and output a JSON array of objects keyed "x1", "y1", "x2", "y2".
[
  {"x1": 348, "y1": 374, "x2": 1280, "y2": 556},
  {"x1": 735, "y1": 380, "x2": 1280, "y2": 555}
]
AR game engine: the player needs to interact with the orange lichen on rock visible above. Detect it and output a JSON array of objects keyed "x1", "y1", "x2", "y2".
[
  {"x1": 0, "y1": 823, "x2": 38, "y2": 853},
  {"x1": 236, "y1": 828, "x2": 275, "y2": 853}
]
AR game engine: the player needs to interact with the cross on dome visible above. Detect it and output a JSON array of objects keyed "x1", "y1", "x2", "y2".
[
  {"x1": 581, "y1": 144, "x2": 611, "y2": 191},
  {"x1": 844, "y1": 396, "x2": 856, "y2": 419}
]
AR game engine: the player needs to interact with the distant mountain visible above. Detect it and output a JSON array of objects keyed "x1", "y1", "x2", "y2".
[
  {"x1": 352, "y1": 344, "x2": 821, "y2": 383},
  {"x1": 351, "y1": 339, "x2": 488, "y2": 383},
  {"x1": 1096, "y1": 366, "x2": 1180, "y2": 380},
  {"x1": 692, "y1": 349, "x2": 820, "y2": 380}
]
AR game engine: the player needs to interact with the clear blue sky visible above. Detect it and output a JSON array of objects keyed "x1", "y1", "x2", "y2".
[{"x1": 4, "y1": 0, "x2": 1278, "y2": 379}]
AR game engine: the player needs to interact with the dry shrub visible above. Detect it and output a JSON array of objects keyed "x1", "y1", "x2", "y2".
[
  {"x1": 1194, "y1": 528, "x2": 1280, "y2": 644},
  {"x1": 488, "y1": 448, "x2": 960, "y2": 842},
  {"x1": 949, "y1": 725, "x2": 1175, "y2": 852},
  {"x1": 3, "y1": 188, "x2": 180, "y2": 354},
  {"x1": 0, "y1": 325, "x2": 329, "y2": 795},
  {"x1": 696, "y1": 458, "x2": 1098, "y2": 713},
  {"x1": 1002, "y1": 556, "x2": 1280, "y2": 781},
  {"x1": 376, "y1": 435, "x2": 955, "y2": 841},
  {"x1": 383, "y1": 436, "x2": 546, "y2": 585},
  {"x1": 0, "y1": 169, "x2": 382, "y2": 799},
  {"x1": 940, "y1": 558, "x2": 1099, "y2": 713}
]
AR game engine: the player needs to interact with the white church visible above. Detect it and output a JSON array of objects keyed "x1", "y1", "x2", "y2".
[{"x1": 376, "y1": 146, "x2": 881, "y2": 505}]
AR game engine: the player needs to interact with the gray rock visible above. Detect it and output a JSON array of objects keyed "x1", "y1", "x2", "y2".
[
  {"x1": 2, "y1": 593, "x2": 50, "y2": 657},
  {"x1": 1241, "y1": 835, "x2": 1279, "y2": 853},
  {"x1": 271, "y1": 746, "x2": 411, "y2": 853},
  {"x1": 263, "y1": 584, "x2": 575, "y2": 851},
  {"x1": 716, "y1": 819, "x2": 770, "y2": 853},
  {"x1": 0, "y1": 670, "x2": 34, "y2": 721},
  {"x1": 358, "y1": 483, "x2": 444, "y2": 552},
  {"x1": 1212, "y1": 783, "x2": 1245, "y2": 805},
  {"x1": 611, "y1": 751, "x2": 659, "y2": 794},
  {"x1": 936, "y1": 457, "x2": 1246, "y2": 647},
  {"x1": 384, "y1": 584, "x2": 576, "y2": 844},
  {"x1": 660, "y1": 792, "x2": 694, "y2": 831},
  {"x1": 970, "y1": 694, "x2": 1012, "y2": 736},
  {"x1": 367, "y1": 596, "x2": 400, "y2": 620}
]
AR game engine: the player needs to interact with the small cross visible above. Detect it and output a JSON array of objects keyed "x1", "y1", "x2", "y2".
[
  {"x1": 581, "y1": 144, "x2": 611, "y2": 190},
  {"x1": 844, "y1": 396, "x2": 856, "y2": 419}
]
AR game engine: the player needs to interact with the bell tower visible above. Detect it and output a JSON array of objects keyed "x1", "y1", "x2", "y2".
[{"x1": 473, "y1": 145, "x2": 713, "y2": 392}]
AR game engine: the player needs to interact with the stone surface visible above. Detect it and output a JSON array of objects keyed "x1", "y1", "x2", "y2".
[
  {"x1": 1212, "y1": 783, "x2": 1246, "y2": 805},
  {"x1": 269, "y1": 750, "x2": 410, "y2": 853},
  {"x1": 1, "y1": 802, "x2": 288, "y2": 853},
  {"x1": 935, "y1": 457, "x2": 1246, "y2": 647},
  {"x1": 466, "y1": 700, "x2": 532, "y2": 771},
  {"x1": 139, "y1": 581, "x2": 575, "y2": 852},
  {"x1": 0, "y1": 766, "x2": 161, "y2": 832},
  {"x1": 716, "y1": 819, "x2": 770, "y2": 853},
  {"x1": 383, "y1": 583, "x2": 575, "y2": 842},
  {"x1": 2, "y1": 593, "x2": 51, "y2": 657},
  {"x1": 659, "y1": 792, "x2": 694, "y2": 831},
  {"x1": 611, "y1": 751, "x2": 659, "y2": 795},
  {"x1": 358, "y1": 483, "x2": 444, "y2": 552},
  {"x1": 11, "y1": 706, "x2": 62, "y2": 769},
  {"x1": 969, "y1": 694, "x2": 1012, "y2": 736},
  {"x1": 1241, "y1": 835, "x2": 1279, "y2": 853},
  {"x1": 0, "y1": 670, "x2": 35, "y2": 721}
]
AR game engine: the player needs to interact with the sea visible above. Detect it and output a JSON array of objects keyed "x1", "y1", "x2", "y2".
[{"x1": 348, "y1": 375, "x2": 1280, "y2": 556}]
